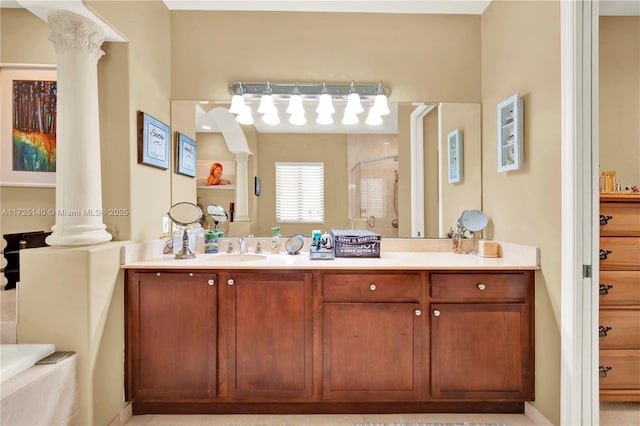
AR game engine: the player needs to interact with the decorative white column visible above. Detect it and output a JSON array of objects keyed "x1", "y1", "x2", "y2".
[
  {"x1": 45, "y1": 10, "x2": 112, "y2": 246},
  {"x1": 233, "y1": 151, "x2": 251, "y2": 221}
]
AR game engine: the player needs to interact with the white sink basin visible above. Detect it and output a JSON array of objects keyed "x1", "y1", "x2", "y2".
[{"x1": 206, "y1": 254, "x2": 267, "y2": 262}]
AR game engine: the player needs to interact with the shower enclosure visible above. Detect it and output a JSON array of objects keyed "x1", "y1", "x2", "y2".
[{"x1": 349, "y1": 155, "x2": 399, "y2": 237}]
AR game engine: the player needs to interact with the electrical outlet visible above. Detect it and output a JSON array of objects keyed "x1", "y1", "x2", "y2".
[{"x1": 162, "y1": 216, "x2": 170, "y2": 234}]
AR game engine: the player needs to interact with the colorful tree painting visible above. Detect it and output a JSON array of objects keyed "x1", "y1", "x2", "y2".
[{"x1": 12, "y1": 79, "x2": 57, "y2": 172}]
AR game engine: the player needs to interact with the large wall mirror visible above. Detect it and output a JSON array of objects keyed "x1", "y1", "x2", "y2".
[{"x1": 177, "y1": 98, "x2": 481, "y2": 239}]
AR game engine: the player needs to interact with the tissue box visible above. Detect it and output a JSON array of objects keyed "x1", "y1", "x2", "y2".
[{"x1": 332, "y1": 229, "x2": 381, "y2": 258}]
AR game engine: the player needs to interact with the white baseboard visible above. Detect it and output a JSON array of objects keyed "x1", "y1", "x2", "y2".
[
  {"x1": 108, "y1": 402, "x2": 132, "y2": 426},
  {"x1": 525, "y1": 401, "x2": 554, "y2": 426}
]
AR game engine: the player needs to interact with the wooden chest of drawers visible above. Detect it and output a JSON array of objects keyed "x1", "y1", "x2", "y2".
[{"x1": 599, "y1": 193, "x2": 640, "y2": 402}]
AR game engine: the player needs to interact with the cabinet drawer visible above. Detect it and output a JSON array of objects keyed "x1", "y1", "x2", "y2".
[
  {"x1": 599, "y1": 237, "x2": 640, "y2": 270},
  {"x1": 430, "y1": 272, "x2": 530, "y2": 301},
  {"x1": 322, "y1": 273, "x2": 422, "y2": 302},
  {"x1": 600, "y1": 271, "x2": 640, "y2": 306},
  {"x1": 600, "y1": 202, "x2": 640, "y2": 236},
  {"x1": 599, "y1": 350, "x2": 640, "y2": 390},
  {"x1": 599, "y1": 310, "x2": 640, "y2": 349}
]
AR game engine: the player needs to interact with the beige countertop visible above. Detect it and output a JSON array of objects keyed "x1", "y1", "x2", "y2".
[{"x1": 121, "y1": 238, "x2": 539, "y2": 271}]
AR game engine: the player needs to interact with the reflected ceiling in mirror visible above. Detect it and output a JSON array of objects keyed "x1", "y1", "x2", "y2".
[{"x1": 196, "y1": 99, "x2": 398, "y2": 134}]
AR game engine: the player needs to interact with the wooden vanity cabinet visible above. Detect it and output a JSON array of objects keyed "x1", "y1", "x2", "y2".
[
  {"x1": 428, "y1": 272, "x2": 534, "y2": 401},
  {"x1": 321, "y1": 272, "x2": 424, "y2": 401},
  {"x1": 218, "y1": 271, "x2": 313, "y2": 400},
  {"x1": 125, "y1": 270, "x2": 218, "y2": 402}
]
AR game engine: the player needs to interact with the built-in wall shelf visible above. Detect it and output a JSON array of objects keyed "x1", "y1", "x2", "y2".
[
  {"x1": 497, "y1": 93, "x2": 524, "y2": 173},
  {"x1": 197, "y1": 185, "x2": 235, "y2": 190}
]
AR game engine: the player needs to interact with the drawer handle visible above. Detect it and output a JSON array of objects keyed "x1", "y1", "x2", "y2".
[
  {"x1": 189, "y1": 272, "x2": 194, "y2": 277},
  {"x1": 227, "y1": 279, "x2": 234, "y2": 286},
  {"x1": 599, "y1": 284, "x2": 614, "y2": 295},
  {"x1": 599, "y1": 365, "x2": 612, "y2": 378},
  {"x1": 156, "y1": 272, "x2": 161, "y2": 277},
  {"x1": 415, "y1": 309, "x2": 422, "y2": 316},
  {"x1": 599, "y1": 249, "x2": 612, "y2": 261},
  {"x1": 369, "y1": 283, "x2": 377, "y2": 291},
  {"x1": 599, "y1": 325, "x2": 612, "y2": 337},
  {"x1": 433, "y1": 309, "x2": 441, "y2": 317},
  {"x1": 208, "y1": 279, "x2": 215, "y2": 286},
  {"x1": 477, "y1": 283, "x2": 486, "y2": 291},
  {"x1": 599, "y1": 214, "x2": 613, "y2": 226}
]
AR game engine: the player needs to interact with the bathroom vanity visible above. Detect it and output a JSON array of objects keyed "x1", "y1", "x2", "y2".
[{"x1": 122, "y1": 243, "x2": 538, "y2": 415}]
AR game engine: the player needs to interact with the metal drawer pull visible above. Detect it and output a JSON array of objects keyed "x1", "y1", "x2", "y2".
[
  {"x1": 156, "y1": 272, "x2": 161, "y2": 276},
  {"x1": 369, "y1": 284, "x2": 377, "y2": 291},
  {"x1": 599, "y1": 326, "x2": 612, "y2": 337},
  {"x1": 599, "y1": 365, "x2": 612, "y2": 377},
  {"x1": 599, "y1": 214, "x2": 613, "y2": 226},
  {"x1": 415, "y1": 309, "x2": 422, "y2": 316},
  {"x1": 599, "y1": 284, "x2": 614, "y2": 295},
  {"x1": 189, "y1": 272, "x2": 194, "y2": 277},
  {"x1": 227, "y1": 279, "x2": 234, "y2": 286},
  {"x1": 208, "y1": 279, "x2": 215, "y2": 286},
  {"x1": 599, "y1": 249, "x2": 612, "y2": 261},
  {"x1": 433, "y1": 309, "x2": 441, "y2": 317},
  {"x1": 477, "y1": 283, "x2": 486, "y2": 291}
]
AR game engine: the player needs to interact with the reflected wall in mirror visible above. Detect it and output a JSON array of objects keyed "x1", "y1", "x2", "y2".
[{"x1": 188, "y1": 100, "x2": 482, "y2": 238}]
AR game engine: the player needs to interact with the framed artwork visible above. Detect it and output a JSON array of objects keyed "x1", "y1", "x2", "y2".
[
  {"x1": 175, "y1": 132, "x2": 197, "y2": 177},
  {"x1": 196, "y1": 160, "x2": 235, "y2": 188},
  {"x1": 137, "y1": 110, "x2": 170, "y2": 169},
  {"x1": 0, "y1": 67, "x2": 57, "y2": 187},
  {"x1": 447, "y1": 128, "x2": 463, "y2": 184},
  {"x1": 497, "y1": 93, "x2": 524, "y2": 172}
]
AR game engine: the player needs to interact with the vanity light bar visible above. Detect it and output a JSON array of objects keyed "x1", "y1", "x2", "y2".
[{"x1": 229, "y1": 81, "x2": 391, "y2": 98}]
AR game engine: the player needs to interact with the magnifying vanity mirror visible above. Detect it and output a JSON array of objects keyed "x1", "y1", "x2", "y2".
[
  {"x1": 207, "y1": 204, "x2": 228, "y2": 225},
  {"x1": 457, "y1": 209, "x2": 488, "y2": 255},
  {"x1": 175, "y1": 99, "x2": 482, "y2": 239},
  {"x1": 167, "y1": 202, "x2": 203, "y2": 259}
]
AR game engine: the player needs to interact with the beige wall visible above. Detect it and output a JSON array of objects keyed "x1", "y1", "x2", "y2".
[
  {"x1": 171, "y1": 100, "x2": 198, "y2": 205},
  {"x1": 170, "y1": 11, "x2": 481, "y2": 103},
  {"x1": 600, "y1": 16, "x2": 640, "y2": 188},
  {"x1": 481, "y1": 1, "x2": 561, "y2": 424},
  {"x1": 439, "y1": 103, "x2": 482, "y2": 236}
]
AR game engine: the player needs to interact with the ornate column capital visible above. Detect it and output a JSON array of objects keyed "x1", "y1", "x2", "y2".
[{"x1": 48, "y1": 10, "x2": 105, "y2": 59}]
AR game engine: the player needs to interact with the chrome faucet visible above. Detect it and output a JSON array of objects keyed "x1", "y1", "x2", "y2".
[{"x1": 238, "y1": 237, "x2": 247, "y2": 254}]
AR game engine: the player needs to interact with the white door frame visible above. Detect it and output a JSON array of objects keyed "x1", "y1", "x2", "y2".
[{"x1": 561, "y1": 1, "x2": 600, "y2": 425}]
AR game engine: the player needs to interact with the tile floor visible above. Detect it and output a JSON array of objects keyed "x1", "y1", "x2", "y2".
[
  {"x1": 123, "y1": 413, "x2": 536, "y2": 426},
  {"x1": 2, "y1": 287, "x2": 639, "y2": 426}
]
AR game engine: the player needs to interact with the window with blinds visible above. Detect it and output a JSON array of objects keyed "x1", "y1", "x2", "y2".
[{"x1": 275, "y1": 162, "x2": 324, "y2": 223}]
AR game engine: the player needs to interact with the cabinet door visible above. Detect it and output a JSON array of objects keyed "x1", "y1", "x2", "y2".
[
  {"x1": 323, "y1": 303, "x2": 423, "y2": 401},
  {"x1": 126, "y1": 271, "x2": 217, "y2": 401},
  {"x1": 222, "y1": 271, "x2": 313, "y2": 399},
  {"x1": 430, "y1": 303, "x2": 532, "y2": 400}
]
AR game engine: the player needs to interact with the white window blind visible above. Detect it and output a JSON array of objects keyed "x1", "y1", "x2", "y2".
[{"x1": 276, "y1": 162, "x2": 324, "y2": 223}]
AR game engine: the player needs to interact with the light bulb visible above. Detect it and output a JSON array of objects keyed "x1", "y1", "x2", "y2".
[
  {"x1": 289, "y1": 112, "x2": 306, "y2": 126},
  {"x1": 229, "y1": 94, "x2": 245, "y2": 114},
  {"x1": 236, "y1": 105, "x2": 253, "y2": 125},
  {"x1": 258, "y1": 94, "x2": 276, "y2": 115},
  {"x1": 262, "y1": 110, "x2": 280, "y2": 125},
  {"x1": 342, "y1": 111, "x2": 359, "y2": 125},
  {"x1": 287, "y1": 94, "x2": 305, "y2": 115},
  {"x1": 365, "y1": 108, "x2": 383, "y2": 126},
  {"x1": 345, "y1": 92, "x2": 364, "y2": 115},
  {"x1": 372, "y1": 94, "x2": 390, "y2": 116},
  {"x1": 316, "y1": 93, "x2": 335, "y2": 114},
  {"x1": 316, "y1": 112, "x2": 333, "y2": 125}
]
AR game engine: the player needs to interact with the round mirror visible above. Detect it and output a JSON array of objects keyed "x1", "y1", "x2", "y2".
[
  {"x1": 168, "y1": 202, "x2": 203, "y2": 227},
  {"x1": 458, "y1": 209, "x2": 488, "y2": 232},
  {"x1": 207, "y1": 204, "x2": 228, "y2": 223},
  {"x1": 285, "y1": 234, "x2": 305, "y2": 255}
]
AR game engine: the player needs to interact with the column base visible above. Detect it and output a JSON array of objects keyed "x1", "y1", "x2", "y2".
[{"x1": 46, "y1": 224, "x2": 113, "y2": 246}]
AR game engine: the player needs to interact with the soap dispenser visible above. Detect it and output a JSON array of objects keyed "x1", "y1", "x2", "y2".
[{"x1": 270, "y1": 226, "x2": 282, "y2": 254}]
